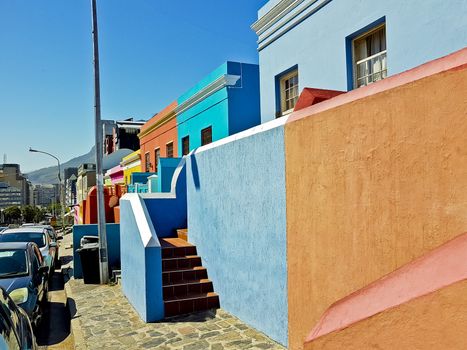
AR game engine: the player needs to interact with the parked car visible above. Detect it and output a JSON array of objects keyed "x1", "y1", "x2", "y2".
[
  {"x1": 0, "y1": 227, "x2": 7, "y2": 233},
  {"x1": 20, "y1": 224, "x2": 62, "y2": 266},
  {"x1": 0, "y1": 285, "x2": 38, "y2": 349},
  {"x1": 0, "y1": 242, "x2": 48, "y2": 330},
  {"x1": 0, "y1": 227, "x2": 57, "y2": 277}
]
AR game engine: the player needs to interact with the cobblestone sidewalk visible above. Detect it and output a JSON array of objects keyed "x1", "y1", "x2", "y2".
[{"x1": 67, "y1": 279, "x2": 286, "y2": 350}]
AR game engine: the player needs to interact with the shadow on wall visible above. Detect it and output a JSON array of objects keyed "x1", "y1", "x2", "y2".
[{"x1": 189, "y1": 153, "x2": 200, "y2": 190}]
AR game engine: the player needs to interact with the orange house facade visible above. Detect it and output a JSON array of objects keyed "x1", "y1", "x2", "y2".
[{"x1": 139, "y1": 101, "x2": 178, "y2": 173}]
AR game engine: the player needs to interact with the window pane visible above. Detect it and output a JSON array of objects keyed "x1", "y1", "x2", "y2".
[
  {"x1": 201, "y1": 127, "x2": 212, "y2": 146},
  {"x1": 353, "y1": 24, "x2": 387, "y2": 88},
  {"x1": 182, "y1": 136, "x2": 190, "y2": 156},
  {"x1": 279, "y1": 70, "x2": 299, "y2": 113},
  {"x1": 166, "y1": 143, "x2": 173, "y2": 158}
]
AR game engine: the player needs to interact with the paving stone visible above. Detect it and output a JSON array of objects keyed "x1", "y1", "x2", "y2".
[
  {"x1": 68, "y1": 278, "x2": 285, "y2": 350},
  {"x1": 183, "y1": 340, "x2": 210, "y2": 350}
]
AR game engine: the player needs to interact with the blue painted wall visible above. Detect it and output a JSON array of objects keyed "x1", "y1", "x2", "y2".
[
  {"x1": 157, "y1": 158, "x2": 182, "y2": 193},
  {"x1": 72, "y1": 224, "x2": 121, "y2": 279},
  {"x1": 120, "y1": 195, "x2": 164, "y2": 322},
  {"x1": 185, "y1": 121, "x2": 288, "y2": 346},
  {"x1": 177, "y1": 62, "x2": 261, "y2": 153},
  {"x1": 143, "y1": 162, "x2": 187, "y2": 238},
  {"x1": 131, "y1": 172, "x2": 156, "y2": 185},
  {"x1": 257, "y1": 0, "x2": 467, "y2": 122},
  {"x1": 227, "y1": 63, "x2": 261, "y2": 135}
]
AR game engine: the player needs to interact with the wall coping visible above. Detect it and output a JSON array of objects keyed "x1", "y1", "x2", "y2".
[
  {"x1": 306, "y1": 232, "x2": 467, "y2": 343},
  {"x1": 120, "y1": 193, "x2": 160, "y2": 248},
  {"x1": 193, "y1": 115, "x2": 289, "y2": 156}
]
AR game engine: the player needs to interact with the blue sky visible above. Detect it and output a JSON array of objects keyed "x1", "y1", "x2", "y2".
[{"x1": 0, "y1": 0, "x2": 267, "y2": 173}]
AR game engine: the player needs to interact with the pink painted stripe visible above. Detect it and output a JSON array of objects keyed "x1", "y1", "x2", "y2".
[
  {"x1": 306, "y1": 232, "x2": 467, "y2": 343},
  {"x1": 289, "y1": 47, "x2": 467, "y2": 125}
]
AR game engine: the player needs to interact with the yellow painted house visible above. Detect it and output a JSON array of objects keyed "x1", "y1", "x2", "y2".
[{"x1": 121, "y1": 150, "x2": 141, "y2": 186}]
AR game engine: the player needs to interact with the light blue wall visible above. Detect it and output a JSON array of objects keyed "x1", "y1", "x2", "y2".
[
  {"x1": 120, "y1": 195, "x2": 164, "y2": 322},
  {"x1": 72, "y1": 224, "x2": 121, "y2": 279},
  {"x1": 185, "y1": 121, "x2": 288, "y2": 346},
  {"x1": 177, "y1": 62, "x2": 261, "y2": 153},
  {"x1": 257, "y1": 0, "x2": 467, "y2": 122}
]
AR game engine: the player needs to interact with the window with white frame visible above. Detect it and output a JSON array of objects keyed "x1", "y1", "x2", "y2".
[
  {"x1": 353, "y1": 24, "x2": 387, "y2": 88},
  {"x1": 279, "y1": 69, "x2": 299, "y2": 116}
]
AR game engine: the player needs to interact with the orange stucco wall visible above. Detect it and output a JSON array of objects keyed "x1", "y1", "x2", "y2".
[
  {"x1": 139, "y1": 101, "x2": 178, "y2": 172},
  {"x1": 285, "y1": 65, "x2": 467, "y2": 349},
  {"x1": 305, "y1": 279, "x2": 467, "y2": 350}
]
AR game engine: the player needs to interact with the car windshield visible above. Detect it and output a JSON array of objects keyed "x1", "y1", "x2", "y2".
[
  {"x1": 0, "y1": 250, "x2": 28, "y2": 278},
  {"x1": 0, "y1": 233, "x2": 46, "y2": 248}
]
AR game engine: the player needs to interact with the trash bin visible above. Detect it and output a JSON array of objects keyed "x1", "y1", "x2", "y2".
[
  {"x1": 80, "y1": 235, "x2": 99, "y2": 246},
  {"x1": 77, "y1": 242, "x2": 100, "y2": 284}
]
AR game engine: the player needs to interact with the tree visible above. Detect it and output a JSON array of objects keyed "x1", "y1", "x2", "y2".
[
  {"x1": 3, "y1": 206, "x2": 22, "y2": 224},
  {"x1": 22, "y1": 206, "x2": 36, "y2": 223},
  {"x1": 34, "y1": 207, "x2": 47, "y2": 223}
]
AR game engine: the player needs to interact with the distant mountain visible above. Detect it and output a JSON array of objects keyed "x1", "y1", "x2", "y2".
[{"x1": 27, "y1": 146, "x2": 96, "y2": 185}]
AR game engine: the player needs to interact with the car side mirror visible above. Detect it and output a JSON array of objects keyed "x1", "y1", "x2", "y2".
[
  {"x1": 49, "y1": 242, "x2": 57, "y2": 248},
  {"x1": 56, "y1": 236, "x2": 63, "y2": 241}
]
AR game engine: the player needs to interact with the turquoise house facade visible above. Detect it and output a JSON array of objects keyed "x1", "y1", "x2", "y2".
[{"x1": 176, "y1": 62, "x2": 261, "y2": 153}]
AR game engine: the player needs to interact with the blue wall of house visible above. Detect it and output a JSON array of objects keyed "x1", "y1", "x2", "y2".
[
  {"x1": 185, "y1": 120, "x2": 288, "y2": 346},
  {"x1": 256, "y1": 0, "x2": 467, "y2": 122},
  {"x1": 142, "y1": 161, "x2": 187, "y2": 238},
  {"x1": 120, "y1": 194, "x2": 164, "y2": 322},
  {"x1": 157, "y1": 158, "x2": 183, "y2": 193},
  {"x1": 177, "y1": 62, "x2": 261, "y2": 153},
  {"x1": 227, "y1": 63, "x2": 261, "y2": 135},
  {"x1": 72, "y1": 224, "x2": 121, "y2": 279}
]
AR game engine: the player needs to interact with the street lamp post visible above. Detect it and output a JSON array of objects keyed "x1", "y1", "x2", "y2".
[
  {"x1": 91, "y1": 0, "x2": 109, "y2": 284},
  {"x1": 28, "y1": 148, "x2": 65, "y2": 231}
]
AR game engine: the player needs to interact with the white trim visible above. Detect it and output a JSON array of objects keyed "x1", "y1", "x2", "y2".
[
  {"x1": 194, "y1": 116, "x2": 289, "y2": 155},
  {"x1": 254, "y1": 0, "x2": 332, "y2": 51},
  {"x1": 176, "y1": 74, "x2": 241, "y2": 115},
  {"x1": 120, "y1": 193, "x2": 160, "y2": 248},
  {"x1": 121, "y1": 159, "x2": 141, "y2": 171},
  {"x1": 252, "y1": 0, "x2": 305, "y2": 36}
]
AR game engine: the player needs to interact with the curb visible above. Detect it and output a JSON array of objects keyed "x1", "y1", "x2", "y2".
[{"x1": 65, "y1": 279, "x2": 87, "y2": 350}]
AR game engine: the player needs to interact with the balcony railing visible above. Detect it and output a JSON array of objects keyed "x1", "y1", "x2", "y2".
[{"x1": 355, "y1": 50, "x2": 387, "y2": 88}]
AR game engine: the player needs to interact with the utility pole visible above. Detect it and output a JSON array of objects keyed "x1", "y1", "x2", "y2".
[{"x1": 91, "y1": 0, "x2": 109, "y2": 284}]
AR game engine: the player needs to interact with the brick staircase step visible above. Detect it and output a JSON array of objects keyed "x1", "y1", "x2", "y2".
[
  {"x1": 161, "y1": 246, "x2": 197, "y2": 259},
  {"x1": 163, "y1": 279, "x2": 213, "y2": 299},
  {"x1": 162, "y1": 266, "x2": 208, "y2": 285},
  {"x1": 164, "y1": 292, "x2": 220, "y2": 317},
  {"x1": 177, "y1": 228, "x2": 188, "y2": 241},
  {"x1": 162, "y1": 255, "x2": 202, "y2": 271}
]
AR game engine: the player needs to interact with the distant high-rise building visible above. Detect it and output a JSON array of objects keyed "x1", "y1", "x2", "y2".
[
  {"x1": 33, "y1": 184, "x2": 58, "y2": 207},
  {"x1": 0, "y1": 182, "x2": 22, "y2": 209},
  {"x1": 0, "y1": 163, "x2": 31, "y2": 206}
]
